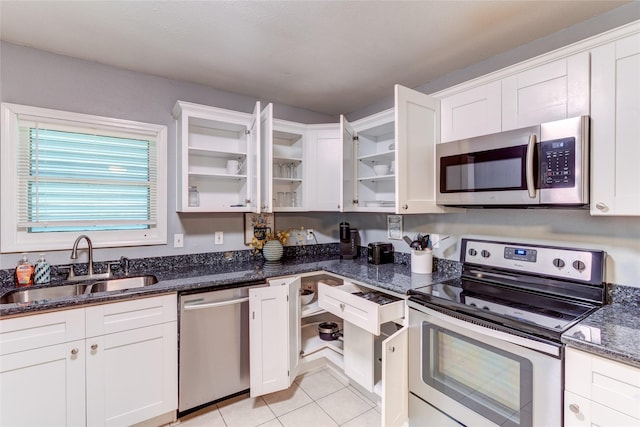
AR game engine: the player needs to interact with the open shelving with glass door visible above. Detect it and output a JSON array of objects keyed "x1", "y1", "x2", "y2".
[
  {"x1": 354, "y1": 115, "x2": 396, "y2": 211},
  {"x1": 272, "y1": 124, "x2": 305, "y2": 211},
  {"x1": 173, "y1": 100, "x2": 259, "y2": 212}
]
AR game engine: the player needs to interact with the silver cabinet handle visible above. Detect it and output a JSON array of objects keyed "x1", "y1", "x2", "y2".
[
  {"x1": 71, "y1": 348, "x2": 79, "y2": 355},
  {"x1": 402, "y1": 204, "x2": 408, "y2": 210},
  {"x1": 91, "y1": 344, "x2": 98, "y2": 351},
  {"x1": 595, "y1": 202, "x2": 608, "y2": 211},
  {"x1": 569, "y1": 403, "x2": 580, "y2": 414}
]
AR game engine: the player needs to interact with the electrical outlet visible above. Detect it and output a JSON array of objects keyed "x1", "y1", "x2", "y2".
[
  {"x1": 306, "y1": 229, "x2": 315, "y2": 240},
  {"x1": 173, "y1": 233, "x2": 184, "y2": 248},
  {"x1": 214, "y1": 231, "x2": 224, "y2": 245}
]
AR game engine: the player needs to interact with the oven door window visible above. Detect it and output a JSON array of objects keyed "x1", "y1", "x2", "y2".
[
  {"x1": 440, "y1": 145, "x2": 532, "y2": 193},
  {"x1": 422, "y1": 322, "x2": 533, "y2": 427}
]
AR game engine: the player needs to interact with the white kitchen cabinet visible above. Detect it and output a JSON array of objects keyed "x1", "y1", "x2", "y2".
[
  {"x1": 437, "y1": 52, "x2": 590, "y2": 142},
  {"x1": 341, "y1": 84, "x2": 449, "y2": 214},
  {"x1": 0, "y1": 294, "x2": 178, "y2": 427},
  {"x1": 440, "y1": 80, "x2": 502, "y2": 143},
  {"x1": 565, "y1": 347, "x2": 640, "y2": 426},
  {"x1": 0, "y1": 309, "x2": 86, "y2": 427},
  {"x1": 306, "y1": 124, "x2": 342, "y2": 211},
  {"x1": 590, "y1": 33, "x2": 640, "y2": 216},
  {"x1": 502, "y1": 52, "x2": 590, "y2": 130},
  {"x1": 270, "y1": 119, "x2": 308, "y2": 211},
  {"x1": 172, "y1": 100, "x2": 261, "y2": 212}
]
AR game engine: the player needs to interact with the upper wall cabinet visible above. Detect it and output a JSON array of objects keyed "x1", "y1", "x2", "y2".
[
  {"x1": 440, "y1": 81, "x2": 502, "y2": 143},
  {"x1": 172, "y1": 101, "x2": 261, "y2": 213},
  {"x1": 590, "y1": 33, "x2": 640, "y2": 216},
  {"x1": 439, "y1": 52, "x2": 590, "y2": 142},
  {"x1": 502, "y1": 52, "x2": 590, "y2": 130},
  {"x1": 341, "y1": 85, "x2": 451, "y2": 214}
]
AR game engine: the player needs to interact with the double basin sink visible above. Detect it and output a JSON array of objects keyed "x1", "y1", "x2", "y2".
[{"x1": 0, "y1": 275, "x2": 158, "y2": 304}]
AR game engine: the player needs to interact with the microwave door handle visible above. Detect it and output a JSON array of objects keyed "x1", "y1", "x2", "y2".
[{"x1": 526, "y1": 134, "x2": 537, "y2": 198}]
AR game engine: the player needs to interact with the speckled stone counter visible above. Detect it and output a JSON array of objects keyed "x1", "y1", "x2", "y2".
[
  {"x1": 0, "y1": 250, "x2": 461, "y2": 317},
  {"x1": 562, "y1": 300, "x2": 640, "y2": 369}
]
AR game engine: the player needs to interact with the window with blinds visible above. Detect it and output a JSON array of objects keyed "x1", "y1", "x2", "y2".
[{"x1": 1, "y1": 103, "x2": 167, "y2": 252}]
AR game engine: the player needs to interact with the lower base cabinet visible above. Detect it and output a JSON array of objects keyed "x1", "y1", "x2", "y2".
[
  {"x1": 248, "y1": 274, "x2": 408, "y2": 427},
  {"x1": 0, "y1": 294, "x2": 177, "y2": 427}
]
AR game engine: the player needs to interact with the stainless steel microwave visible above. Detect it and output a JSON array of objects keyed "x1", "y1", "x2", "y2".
[{"x1": 436, "y1": 116, "x2": 589, "y2": 207}]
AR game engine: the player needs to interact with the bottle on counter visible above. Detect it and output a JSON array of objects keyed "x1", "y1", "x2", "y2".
[
  {"x1": 34, "y1": 254, "x2": 51, "y2": 285},
  {"x1": 15, "y1": 254, "x2": 34, "y2": 287}
]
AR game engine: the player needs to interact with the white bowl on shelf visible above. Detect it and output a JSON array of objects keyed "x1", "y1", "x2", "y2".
[
  {"x1": 373, "y1": 164, "x2": 390, "y2": 176},
  {"x1": 300, "y1": 289, "x2": 315, "y2": 305}
]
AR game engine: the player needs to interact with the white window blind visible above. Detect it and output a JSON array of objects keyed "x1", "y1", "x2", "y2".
[
  {"x1": 17, "y1": 120, "x2": 157, "y2": 231},
  {"x1": 1, "y1": 103, "x2": 168, "y2": 253}
]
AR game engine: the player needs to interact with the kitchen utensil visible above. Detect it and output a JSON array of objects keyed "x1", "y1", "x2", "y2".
[
  {"x1": 373, "y1": 164, "x2": 390, "y2": 175},
  {"x1": 318, "y1": 321, "x2": 342, "y2": 341},
  {"x1": 403, "y1": 236, "x2": 414, "y2": 247},
  {"x1": 300, "y1": 288, "x2": 314, "y2": 305}
]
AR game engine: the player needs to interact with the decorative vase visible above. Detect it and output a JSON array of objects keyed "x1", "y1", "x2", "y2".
[{"x1": 262, "y1": 240, "x2": 283, "y2": 261}]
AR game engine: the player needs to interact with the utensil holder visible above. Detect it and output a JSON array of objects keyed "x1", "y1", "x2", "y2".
[{"x1": 411, "y1": 249, "x2": 433, "y2": 274}]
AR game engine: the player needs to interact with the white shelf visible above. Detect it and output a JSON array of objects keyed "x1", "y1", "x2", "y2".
[
  {"x1": 301, "y1": 301, "x2": 324, "y2": 318},
  {"x1": 188, "y1": 147, "x2": 246, "y2": 158},
  {"x1": 188, "y1": 171, "x2": 247, "y2": 179},
  {"x1": 357, "y1": 151, "x2": 395, "y2": 163},
  {"x1": 358, "y1": 174, "x2": 394, "y2": 182},
  {"x1": 301, "y1": 322, "x2": 343, "y2": 357}
]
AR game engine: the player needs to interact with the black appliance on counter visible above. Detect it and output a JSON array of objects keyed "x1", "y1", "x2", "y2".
[
  {"x1": 367, "y1": 242, "x2": 394, "y2": 265},
  {"x1": 339, "y1": 222, "x2": 359, "y2": 260}
]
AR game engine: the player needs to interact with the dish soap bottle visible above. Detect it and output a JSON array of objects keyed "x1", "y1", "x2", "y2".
[
  {"x1": 15, "y1": 254, "x2": 34, "y2": 287},
  {"x1": 34, "y1": 254, "x2": 51, "y2": 285}
]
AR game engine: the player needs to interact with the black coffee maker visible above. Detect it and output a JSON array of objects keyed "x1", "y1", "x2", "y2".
[{"x1": 339, "y1": 222, "x2": 359, "y2": 260}]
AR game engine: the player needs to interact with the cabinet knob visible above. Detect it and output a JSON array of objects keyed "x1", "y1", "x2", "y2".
[
  {"x1": 339, "y1": 303, "x2": 346, "y2": 311},
  {"x1": 402, "y1": 204, "x2": 408, "y2": 210},
  {"x1": 91, "y1": 344, "x2": 98, "y2": 351},
  {"x1": 71, "y1": 348, "x2": 79, "y2": 355},
  {"x1": 569, "y1": 403, "x2": 580, "y2": 414},
  {"x1": 389, "y1": 346, "x2": 395, "y2": 353},
  {"x1": 595, "y1": 202, "x2": 608, "y2": 211}
]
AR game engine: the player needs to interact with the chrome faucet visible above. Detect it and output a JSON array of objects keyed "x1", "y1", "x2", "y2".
[{"x1": 71, "y1": 234, "x2": 94, "y2": 276}]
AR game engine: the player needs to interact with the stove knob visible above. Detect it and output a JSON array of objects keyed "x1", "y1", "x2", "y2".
[
  {"x1": 572, "y1": 260, "x2": 586, "y2": 272},
  {"x1": 482, "y1": 306, "x2": 490, "y2": 310},
  {"x1": 468, "y1": 248, "x2": 478, "y2": 256},
  {"x1": 553, "y1": 258, "x2": 565, "y2": 268},
  {"x1": 481, "y1": 250, "x2": 490, "y2": 258},
  {"x1": 469, "y1": 302, "x2": 477, "y2": 307}
]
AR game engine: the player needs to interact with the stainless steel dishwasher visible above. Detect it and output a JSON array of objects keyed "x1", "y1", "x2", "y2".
[{"x1": 178, "y1": 283, "x2": 266, "y2": 414}]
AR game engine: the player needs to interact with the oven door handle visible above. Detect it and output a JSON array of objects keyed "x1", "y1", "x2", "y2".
[{"x1": 526, "y1": 134, "x2": 537, "y2": 199}]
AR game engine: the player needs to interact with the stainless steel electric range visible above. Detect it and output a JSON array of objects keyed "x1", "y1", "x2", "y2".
[{"x1": 406, "y1": 238, "x2": 606, "y2": 427}]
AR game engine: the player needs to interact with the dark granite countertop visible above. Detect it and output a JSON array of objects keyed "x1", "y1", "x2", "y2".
[
  {"x1": 562, "y1": 304, "x2": 640, "y2": 369},
  {"x1": 0, "y1": 255, "x2": 459, "y2": 317}
]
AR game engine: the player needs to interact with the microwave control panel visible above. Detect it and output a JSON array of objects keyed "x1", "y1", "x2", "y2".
[{"x1": 540, "y1": 137, "x2": 575, "y2": 188}]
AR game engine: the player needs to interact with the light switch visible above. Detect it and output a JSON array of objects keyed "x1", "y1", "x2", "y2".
[
  {"x1": 174, "y1": 233, "x2": 184, "y2": 248},
  {"x1": 214, "y1": 231, "x2": 223, "y2": 244}
]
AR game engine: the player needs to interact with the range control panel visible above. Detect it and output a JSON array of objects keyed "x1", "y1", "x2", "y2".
[{"x1": 462, "y1": 238, "x2": 606, "y2": 284}]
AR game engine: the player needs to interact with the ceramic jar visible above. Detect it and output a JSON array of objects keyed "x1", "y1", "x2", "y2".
[{"x1": 262, "y1": 240, "x2": 283, "y2": 261}]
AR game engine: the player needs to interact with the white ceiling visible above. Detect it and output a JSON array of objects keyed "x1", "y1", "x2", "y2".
[{"x1": 0, "y1": 1, "x2": 632, "y2": 115}]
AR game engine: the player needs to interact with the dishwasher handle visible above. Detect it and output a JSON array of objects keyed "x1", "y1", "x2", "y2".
[{"x1": 183, "y1": 296, "x2": 249, "y2": 311}]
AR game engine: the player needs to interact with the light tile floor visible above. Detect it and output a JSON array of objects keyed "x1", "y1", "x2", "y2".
[{"x1": 175, "y1": 368, "x2": 381, "y2": 427}]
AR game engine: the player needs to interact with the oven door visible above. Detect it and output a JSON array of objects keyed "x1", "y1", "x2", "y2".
[
  {"x1": 408, "y1": 304, "x2": 561, "y2": 427},
  {"x1": 436, "y1": 125, "x2": 540, "y2": 206}
]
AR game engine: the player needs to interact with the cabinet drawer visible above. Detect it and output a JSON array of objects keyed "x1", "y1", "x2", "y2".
[
  {"x1": 566, "y1": 347, "x2": 640, "y2": 419},
  {"x1": 0, "y1": 309, "x2": 84, "y2": 355},
  {"x1": 318, "y1": 282, "x2": 403, "y2": 335},
  {"x1": 86, "y1": 294, "x2": 177, "y2": 337}
]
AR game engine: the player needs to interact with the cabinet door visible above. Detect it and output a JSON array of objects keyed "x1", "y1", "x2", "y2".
[
  {"x1": 1, "y1": 340, "x2": 86, "y2": 427},
  {"x1": 307, "y1": 125, "x2": 341, "y2": 211},
  {"x1": 86, "y1": 322, "x2": 178, "y2": 427},
  {"x1": 259, "y1": 103, "x2": 274, "y2": 212},
  {"x1": 249, "y1": 276, "x2": 301, "y2": 397},
  {"x1": 382, "y1": 326, "x2": 408, "y2": 427},
  {"x1": 395, "y1": 84, "x2": 448, "y2": 214},
  {"x1": 340, "y1": 115, "x2": 356, "y2": 211},
  {"x1": 590, "y1": 34, "x2": 640, "y2": 216},
  {"x1": 440, "y1": 81, "x2": 502, "y2": 142},
  {"x1": 248, "y1": 101, "x2": 262, "y2": 213},
  {"x1": 502, "y1": 52, "x2": 590, "y2": 130}
]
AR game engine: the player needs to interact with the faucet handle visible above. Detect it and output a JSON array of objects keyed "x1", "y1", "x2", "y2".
[
  {"x1": 119, "y1": 256, "x2": 131, "y2": 275},
  {"x1": 58, "y1": 265, "x2": 76, "y2": 280},
  {"x1": 106, "y1": 262, "x2": 120, "y2": 277}
]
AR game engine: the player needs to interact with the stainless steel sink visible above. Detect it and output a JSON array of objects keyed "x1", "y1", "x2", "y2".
[
  {"x1": 0, "y1": 275, "x2": 158, "y2": 304},
  {"x1": 0, "y1": 283, "x2": 88, "y2": 304},
  {"x1": 87, "y1": 275, "x2": 158, "y2": 293}
]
